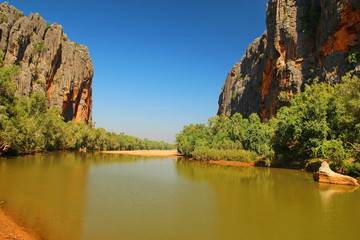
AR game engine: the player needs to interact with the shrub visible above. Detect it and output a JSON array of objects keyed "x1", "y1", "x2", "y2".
[
  {"x1": 0, "y1": 13, "x2": 8, "y2": 23},
  {"x1": 312, "y1": 139, "x2": 347, "y2": 167},
  {"x1": 35, "y1": 41, "x2": 46, "y2": 54},
  {"x1": 14, "y1": 12, "x2": 22, "y2": 21},
  {"x1": 343, "y1": 162, "x2": 360, "y2": 177},
  {"x1": 192, "y1": 147, "x2": 258, "y2": 163},
  {"x1": 232, "y1": 90, "x2": 237, "y2": 100}
]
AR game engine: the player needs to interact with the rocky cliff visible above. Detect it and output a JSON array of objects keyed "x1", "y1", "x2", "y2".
[
  {"x1": 218, "y1": 0, "x2": 360, "y2": 120},
  {"x1": 0, "y1": 2, "x2": 93, "y2": 123}
]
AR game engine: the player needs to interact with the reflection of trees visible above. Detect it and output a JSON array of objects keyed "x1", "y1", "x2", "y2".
[
  {"x1": 0, "y1": 151, "x2": 163, "y2": 168},
  {"x1": 176, "y1": 158, "x2": 273, "y2": 188},
  {"x1": 176, "y1": 158, "x2": 276, "y2": 239},
  {"x1": 0, "y1": 151, "x2": 164, "y2": 240}
]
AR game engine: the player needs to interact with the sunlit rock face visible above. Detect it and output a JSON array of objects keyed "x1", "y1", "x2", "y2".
[
  {"x1": 218, "y1": 0, "x2": 360, "y2": 120},
  {"x1": 0, "y1": 2, "x2": 93, "y2": 123}
]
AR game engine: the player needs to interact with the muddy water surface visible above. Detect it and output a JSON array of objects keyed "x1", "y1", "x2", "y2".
[{"x1": 0, "y1": 152, "x2": 359, "y2": 240}]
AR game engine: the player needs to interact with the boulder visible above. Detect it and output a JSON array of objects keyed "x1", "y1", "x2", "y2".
[{"x1": 313, "y1": 161, "x2": 359, "y2": 186}]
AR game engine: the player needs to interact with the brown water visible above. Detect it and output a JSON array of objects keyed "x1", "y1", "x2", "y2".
[{"x1": 0, "y1": 152, "x2": 359, "y2": 240}]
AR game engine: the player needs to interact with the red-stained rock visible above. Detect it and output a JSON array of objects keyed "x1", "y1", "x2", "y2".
[
  {"x1": 313, "y1": 162, "x2": 359, "y2": 186},
  {"x1": 218, "y1": 0, "x2": 360, "y2": 120},
  {"x1": 0, "y1": 2, "x2": 93, "y2": 123}
]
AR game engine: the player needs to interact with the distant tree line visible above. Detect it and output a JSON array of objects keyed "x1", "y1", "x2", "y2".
[
  {"x1": 176, "y1": 72, "x2": 360, "y2": 176},
  {"x1": 0, "y1": 55, "x2": 174, "y2": 155}
]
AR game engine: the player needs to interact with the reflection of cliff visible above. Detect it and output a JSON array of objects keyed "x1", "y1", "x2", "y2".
[
  {"x1": 0, "y1": 152, "x2": 168, "y2": 240},
  {"x1": 0, "y1": 152, "x2": 89, "y2": 240}
]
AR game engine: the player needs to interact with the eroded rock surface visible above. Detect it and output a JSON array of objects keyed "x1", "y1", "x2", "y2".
[
  {"x1": 313, "y1": 161, "x2": 359, "y2": 186},
  {"x1": 0, "y1": 2, "x2": 93, "y2": 123},
  {"x1": 218, "y1": 0, "x2": 360, "y2": 120}
]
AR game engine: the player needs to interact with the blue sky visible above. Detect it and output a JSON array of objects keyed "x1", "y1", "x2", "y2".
[{"x1": 8, "y1": 0, "x2": 267, "y2": 143}]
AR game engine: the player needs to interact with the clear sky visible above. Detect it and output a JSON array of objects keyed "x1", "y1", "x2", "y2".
[{"x1": 8, "y1": 0, "x2": 267, "y2": 143}]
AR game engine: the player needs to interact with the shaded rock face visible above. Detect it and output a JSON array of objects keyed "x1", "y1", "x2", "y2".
[
  {"x1": 0, "y1": 2, "x2": 93, "y2": 123},
  {"x1": 218, "y1": 0, "x2": 360, "y2": 120},
  {"x1": 313, "y1": 161, "x2": 359, "y2": 186}
]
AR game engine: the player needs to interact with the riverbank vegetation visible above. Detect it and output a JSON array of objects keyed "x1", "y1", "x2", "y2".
[
  {"x1": 176, "y1": 72, "x2": 360, "y2": 176},
  {"x1": 0, "y1": 57, "x2": 174, "y2": 155}
]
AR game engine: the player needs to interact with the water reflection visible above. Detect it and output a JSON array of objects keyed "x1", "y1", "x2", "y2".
[
  {"x1": 176, "y1": 158, "x2": 273, "y2": 187},
  {"x1": 0, "y1": 153, "x2": 359, "y2": 240},
  {"x1": 0, "y1": 151, "x2": 160, "y2": 240},
  {"x1": 318, "y1": 183, "x2": 359, "y2": 206},
  {"x1": 176, "y1": 159, "x2": 278, "y2": 240}
]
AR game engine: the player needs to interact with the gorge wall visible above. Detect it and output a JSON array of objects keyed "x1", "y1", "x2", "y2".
[
  {"x1": 0, "y1": 2, "x2": 93, "y2": 123},
  {"x1": 218, "y1": 0, "x2": 360, "y2": 120}
]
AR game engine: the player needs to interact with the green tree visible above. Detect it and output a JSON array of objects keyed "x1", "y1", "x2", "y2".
[
  {"x1": 176, "y1": 124, "x2": 211, "y2": 155},
  {"x1": 274, "y1": 82, "x2": 335, "y2": 163}
]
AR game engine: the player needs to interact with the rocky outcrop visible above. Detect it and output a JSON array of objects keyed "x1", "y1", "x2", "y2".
[
  {"x1": 218, "y1": 0, "x2": 360, "y2": 120},
  {"x1": 313, "y1": 161, "x2": 359, "y2": 186},
  {"x1": 0, "y1": 2, "x2": 93, "y2": 123}
]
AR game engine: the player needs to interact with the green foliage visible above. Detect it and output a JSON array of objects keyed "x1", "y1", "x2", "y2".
[
  {"x1": 176, "y1": 113, "x2": 273, "y2": 161},
  {"x1": 0, "y1": 59, "x2": 174, "y2": 154},
  {"x1": 235, "y1": 73, "x2": 242, "y2": 82},
  {"x1": 192, "y1": 146, "x2": 258, "y2": 163},
  {"x1": 35, "y1": 79, "x2": 43, "y2": 85},
  {"x1": 231, "y1": 90, "x2": 237, "y2": 100},
  {"x1": 255, "y1": 54, "x2": 264, "y2": 65},
  {"x1": 274, "y1": 82, "x2": 335, "y2": 160},
  {"x1": 0, "y1": 64, "x2": 19, "y2": 106},
  {"x1": 343, "y1": 162, "x2": 360, "y2": 177},
  {"x1": 35, "y1": 41, "x2": 46, "y2": 54},
  {"x1": 0, "y1": 13, "x2": 8, "y2": 23},
  {"x1": 242, "y1": 114, "x2": 275, "y2": 158},
  {"x1": 348, "y1": 49, "x2": 360, "y2": 65},
  {"x1": 177, "y1": 71, "x2": 360, "y2": 175},
  {"x1": 312, "y1": 139, "x2": 347, "y2": 167},
  {"x1": 14, "y1": 12, "x2": 22, "y2": 21},
  {"x1": 34, "y1": 67, "x2": 41, "y2": 75},
  {"x1": 176, "y1": 124, "x2": 211, "y2": 156},
  {"x1": 334, "y1": 74, "x2": 360, "y2": 145}
]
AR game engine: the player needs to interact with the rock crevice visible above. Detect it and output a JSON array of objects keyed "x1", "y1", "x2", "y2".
[
  {"x1": 0, "y1": 2, "x2": 93, "y2": 123},
  {"x1": 218, "y1": 0, "x2": 360, "y2": 119}
]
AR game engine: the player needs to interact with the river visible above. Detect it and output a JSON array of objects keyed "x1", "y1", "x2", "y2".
[{"x1": 0, "y1": 151, "x2": 359, "y2": 240}]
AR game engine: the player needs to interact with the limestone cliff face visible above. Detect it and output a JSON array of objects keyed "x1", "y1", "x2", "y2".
[
  {"x1": 218, "y1": 0, "x2": 360, "y2": 120},
  {"x1": 0, "y1": 2, "x2": 93, "y2": 123}
]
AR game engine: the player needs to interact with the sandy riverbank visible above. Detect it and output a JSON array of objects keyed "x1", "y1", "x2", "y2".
[
  {"x1": 100, "y1": 149, "x2": 182, "y2": 157},
  {"x1": 0, "y1": 208, "x2": 40, "y2": 240}
]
